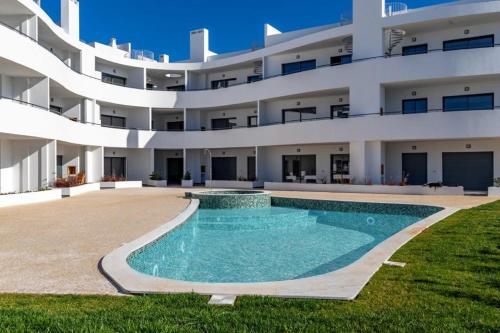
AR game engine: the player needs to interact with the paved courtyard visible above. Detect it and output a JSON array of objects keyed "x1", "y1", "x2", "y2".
[{"x1": 0, "y1": 187, "x2": 494, "y2": 295}]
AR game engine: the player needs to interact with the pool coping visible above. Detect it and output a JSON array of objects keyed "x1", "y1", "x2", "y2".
[{"x1": 101, "y1": 198, "x2": 459, "y2": 300}]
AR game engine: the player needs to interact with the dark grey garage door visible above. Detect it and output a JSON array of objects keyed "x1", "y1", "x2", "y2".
[
  {"x1": 212, "y1": 157, "x2": 237, "y2": 181},
  {"x1": 402, "y1": 153, "x2": 428, "y2": 185},
  {"x1": 443, "y1": 152, "x2": 493, "y2": 191}
]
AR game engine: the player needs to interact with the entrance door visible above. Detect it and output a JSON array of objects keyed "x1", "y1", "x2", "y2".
[
  {"x1": 167, "y1": 158, "x2": 183, "y2": 185},
  {"x1": 212, "y1": 157, "x2": 237, "y2": 180},
  {"x1": 443, "y1": 152, "x2": 493, "y2": 191},
  {"x1": 247, "y1": 156, "x2": 256, "y2": 180},
  {"x1": 402, "y1": 153, "x2": 428, "y2": 185}
]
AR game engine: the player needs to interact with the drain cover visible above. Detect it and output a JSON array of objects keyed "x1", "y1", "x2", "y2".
[{"x1": 208, "y1": 294, "x2": 237, "y2": 306}]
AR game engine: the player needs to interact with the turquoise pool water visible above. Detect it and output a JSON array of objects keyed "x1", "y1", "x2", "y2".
[{"x1": 128, "y1": 204, "x2": 433, "y2": 283}]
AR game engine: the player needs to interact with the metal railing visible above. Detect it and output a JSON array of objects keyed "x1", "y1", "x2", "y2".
[
  {"x1": 385, "y1": 2, "x2": 408, "y2": 16},
  {"x1": 131, "y1": 49, "x2": 155, "y2": 61},
  {"x1": 2, "y1": 18, "x2": 500, "y2": 94},
  {"x1": 3, "y1": 96, "x2": 499, "y2": 135}
]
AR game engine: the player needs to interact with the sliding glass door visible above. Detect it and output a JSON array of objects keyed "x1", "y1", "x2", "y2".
[
  {"x1": 282, "y1": 155, "x2": 316, "y2": 183},
  {"x1": 104, "y1": 157, "x2": 126, "y2": 178}
]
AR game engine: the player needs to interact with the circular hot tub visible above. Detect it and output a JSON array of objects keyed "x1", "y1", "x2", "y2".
[{"x1": 189, "y1": 190, "x2": 271, "y2": 209}]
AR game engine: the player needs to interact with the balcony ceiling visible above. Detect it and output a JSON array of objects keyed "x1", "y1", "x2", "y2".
[{"x1": 1, "y1": 0, "x2": 32, "y2": 15}]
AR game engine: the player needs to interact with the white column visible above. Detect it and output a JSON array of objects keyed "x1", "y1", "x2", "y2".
[
  {"x1": 352, "y1": 0, "x2": 385, "y2": 60},
  {"x1": 40, "y1": 140, "x2": 56, "y2": 188},
  {"x1": 257, "y1": 100, "x2": 261, "y2": 126},
  {"x1": 349, "y1": 140, "x2": 385, "y2": 185},
  {"x1": 255, "y1": 146, "x2": 259, "y2": 180},
  {"x1": 85, "y1": 146, "x2": 104, "y2": 183},
  {"x1": 183, "y1": 149, "x2": 187, "y2": 175}
]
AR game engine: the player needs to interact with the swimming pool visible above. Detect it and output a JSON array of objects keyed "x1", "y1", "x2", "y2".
[{"x1": 127, "y1": 198, "x2": 442, "y2": 283}]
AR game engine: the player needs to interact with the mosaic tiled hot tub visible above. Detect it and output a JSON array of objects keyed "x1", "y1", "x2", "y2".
[{"x1": 189, "y1": 190, "x2": 271, "y2": 209}]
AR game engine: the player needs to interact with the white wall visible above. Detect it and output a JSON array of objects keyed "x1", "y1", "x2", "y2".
[
  {"x1": 385, "y1": 78, "x2": 500, "y2": 113},
  {"x1": 385, "y1": 139, "x2": 500, "y2": 184},
  {"x1": 154, "y1": 149, "x2": 183, "y2": 180},
  {"x1": 95, "y1": 61, "x2": 145, "y2": 89},
  {"x1": 0, "y1": 139, "x2": 54, "y2": 193},
  {"x1": 391, "y1": 21, "x2": 500, "y2": 56},
  {"x1": 104, "y1": 147, "x2": 152, "y2": 182},
  {"x1": 266, "y1": 43, "x2": 349, "y2": 77},
  {"x1": 152, "y1": 111, "x2": 184, "y2": 131},
  {"x1": 57, "y1": 142, "x2": 83, "y2": 178},
  {"x1": 100, "y1": 105, "x2": 150, "y2": 130},
  {"x1": 261, "y1": 93, "x2": 349, "y2": 124}
]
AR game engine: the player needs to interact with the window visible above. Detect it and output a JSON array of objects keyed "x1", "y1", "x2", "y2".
[
  {"x1": 282, "y1": 60, "x2": 316, "y2": 75},
  {"x1": 282, "y1": 107, "x2": 317, "y2": 123},
  {"x1": 443, "y1": 93, "x2": 494, "y2": 112},
  {"x1": 443, "y1": 35, "x2": 494, "y2": 52},
  {"x1": 247, "y1": 75, "x2": 262, "y2": 83},
  {"x1": 50, "y1": 105, "x2": 62, "y2": 115},
  {"x1": 247, "y1": 116, "x2": 258, "y2": 127},
  {"x1": 282, "y1": 155, "x2": 316, "y2": 183},
  {"x1": 57, "y1": 155, "x2": 63, "y2": 178},
  {"x1": 211, "y1": 78, "x2": 237, "y2": 89},
  {"x1": 101, "y1": 115, "x2": 126, "y2": 128},
  {"x1": 330, "y1": 55, "x2": 352, "y2": 66},
  {"x1": 402, "y1": 98, "x2": 428, "y2": 114},
  {"x1": 331, "y1": 105, "x2": 350, "y2": 118},
  {"x1": 166, "y1": 121, "x2": 184, "y2": 131},
  {"x1": 211, "y1": 117, "x2": 237, "y2": 130},
  {"x1": 402, "y1": 44, "x2": 428, "y2": 56},
  {"x1": 167, "y1": 85, "x2": 185, "y2": 91},
  {"x1": 104, "y1": 157, "x2": 126, "y2": 178},
  {"x1": 102, "y1": 73, "x2": 127, "y2": 86}
]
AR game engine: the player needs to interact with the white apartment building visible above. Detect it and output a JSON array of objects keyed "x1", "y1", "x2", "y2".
[{"x1": 1, "y1": 0, "x2": 500, "y2": 195}]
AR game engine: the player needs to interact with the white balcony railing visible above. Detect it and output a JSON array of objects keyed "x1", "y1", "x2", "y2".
[{"x1": 385, "y1": 2, "x2": 408, "y2": 16}]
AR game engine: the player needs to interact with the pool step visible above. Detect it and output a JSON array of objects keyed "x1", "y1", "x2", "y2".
[{"x1": 196, "y1": 214, "x2": 317, "y2": 231}]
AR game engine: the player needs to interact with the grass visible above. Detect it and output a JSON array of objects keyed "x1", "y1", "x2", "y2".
[{"x1": 0, "y1": 202, "x2": 499, "y2": 332}]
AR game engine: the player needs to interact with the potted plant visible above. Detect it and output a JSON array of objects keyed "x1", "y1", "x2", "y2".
[
  {"x1": 182, "y1": 171, "x2": 194, "y2": 188},
  {"x1": 147, "y1": 171, "x2": 167, "y2": 187}
]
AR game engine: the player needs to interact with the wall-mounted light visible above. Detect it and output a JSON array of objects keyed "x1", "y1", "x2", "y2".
[
  {"x1": 464, "y1": 29, "x2": 470, "y2": 35},
  {"x1": 339, "y1": 147, "x2": 344, "y2": 152},
  {"x1": 338, "y1": 48, "x2": 343, "y2": 53},
  {"x1": 466, "y1": 144, "x2": 472, "y2": 149},
  {"x1": 297, "y1": 148, "x2": 301, "y2": 153},
  {"x1": 296, "y1": 55, "x2": 301, "y2": 59},
  {"x1": 222, "y1": 74, "x2": 226, "y2": 78},
  {"x1": 412, "y1": 91, "x2": 417, "y2": 96},
  {"x1": 339, "y1": 98, "x2": 343, "y2": 102},
  {"x1": 465, "y1": 87, "x2": 470, "y2": 92},
  {"x1": 112, "y1": 151, "x2": 116, "y2": 155},
  {"x1": 411, "y1": 146, "x2": 417, "y2": 151},
  {"x1": 113, "y1": 110, "x2": 116, "y2": 114},
  {"x1": 412, "y1": 37, "x2": 417, "y2": 42},
  {"x1": 296, "y1": 101, "x2": 301, "y2": 106},
  {"x1": 222, "y1": 113, "x2": 226, "y2": 116},
  {"x1": 222, "y1": 151, "x2": 226, "y2": 155},
  {"x1": 254, "y1": 110, "x2": 257, "y2": 114},
  {"x1": 113, "y1": 69, "x2": 117, "y2": 73}
]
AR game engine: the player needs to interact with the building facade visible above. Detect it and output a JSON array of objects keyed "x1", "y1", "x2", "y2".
[{"x1": 1, "y1": 0, "x2": 500, "y2": 194}]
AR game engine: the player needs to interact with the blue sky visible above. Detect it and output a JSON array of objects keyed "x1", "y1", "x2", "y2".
[{"x1": 42, "y1": 0, "x2": 455, "y2": 61}]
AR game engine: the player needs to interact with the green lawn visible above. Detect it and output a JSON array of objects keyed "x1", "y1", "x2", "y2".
[{"x1": 1, "y1": 202, "x2": 499, "y2": 333}]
